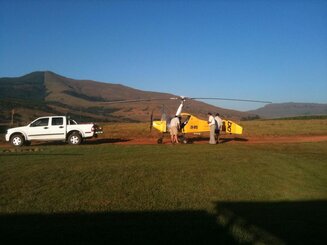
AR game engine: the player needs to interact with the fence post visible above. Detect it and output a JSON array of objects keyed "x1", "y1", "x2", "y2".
[{"x1": 11, "y1": 109, "x2": 15, "y2": 126}]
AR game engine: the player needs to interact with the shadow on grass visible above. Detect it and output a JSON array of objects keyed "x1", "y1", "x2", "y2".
[
  {"x1": 187, "y1": 136, "x2": 209, "y2": 143},
  {"x1": 0, "y1": 210, "x2": 234, "y2": 245},
  {"x1": 28, "y1": 138, "x2": 130, "y2": 146},
  {"x1": 85, "y1": 138, "x2": 131, "y2": 144},
  {"x1": 187, "y1": 136, "x2": 248, "y2": 144},
  {"x1": 1, "y1": 200, "x2": 326, "y2": 244},
  {"x1": 0, "y1": 153, "x2": 84, "y2": 157},
  {"x1": 215, "y1": 200, "x2": 327, "y2": 244},
  {"x1": 219, "y1": 137, "x2": 248, "y2": 144}
]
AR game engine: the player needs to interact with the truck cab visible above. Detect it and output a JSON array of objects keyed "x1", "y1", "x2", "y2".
[{"x1": 27, "y1": 116, "x2": 67, "y2": 141}]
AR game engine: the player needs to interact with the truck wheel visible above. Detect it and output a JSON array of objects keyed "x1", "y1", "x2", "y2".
[
  {"x1": 68, "y1": 132, "x2": 82, "y2": 145},
  {"x1": 10, "y1": 134, "x2": 25, "y2": 147}
]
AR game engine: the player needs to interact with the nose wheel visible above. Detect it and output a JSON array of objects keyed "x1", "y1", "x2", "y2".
[{"x1": 179, "y1": 135, "x2": 189, "y2": 144}]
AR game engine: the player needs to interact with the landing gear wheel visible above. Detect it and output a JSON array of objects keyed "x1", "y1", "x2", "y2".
[
  {"x1": 10, "y1": 134, "x2": 25, "y2": 147},
  {"x1": 179, "y1": 135, "x2": 188, "y2": 144},
  {"x1": 68, "y1": 133, "x2": 82, "y2": 145},
  {"x1": 157, "y1": 138, "x2": 163, "y2": 144}
]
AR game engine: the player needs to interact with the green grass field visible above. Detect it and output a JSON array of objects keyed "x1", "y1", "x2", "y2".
[
  {"x1": 1, "y1": 135, "x2": 327, "y2": 244},
  {"x1": 241, "y1": 119, "x2": 327, "y2": 136}
]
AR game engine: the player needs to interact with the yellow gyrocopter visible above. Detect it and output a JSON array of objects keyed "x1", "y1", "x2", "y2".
[
  {"x1": 151, "y1": 97, "x2": 246, "y2": 144},
  {"x1": 104, "y1": 96, "x2": 271, "y2": 144}
]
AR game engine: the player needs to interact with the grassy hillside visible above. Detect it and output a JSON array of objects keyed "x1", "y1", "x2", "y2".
[
  {"x1": 0, "y1": 72, "x2": 46, "y2": 100},
  {"x1": 249, "y1": 102, "x2": 327, "y2": 118},
  {"x1": 43, "y1": 71, "x2": 251, "y2": 122},
  {"x1": 0, "y1": 72, "x2": 55, "y2": 122},
  {"x1": 0, "y1": 71, "x2": 253, "y2": 124}
]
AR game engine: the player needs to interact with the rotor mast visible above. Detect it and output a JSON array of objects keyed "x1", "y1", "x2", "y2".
[{"x1": 175, "y1": 97, "x2": 186, "y2": 116}]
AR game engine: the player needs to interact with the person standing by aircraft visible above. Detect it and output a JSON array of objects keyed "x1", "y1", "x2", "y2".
[
  {"x1": 208, "y1": 113, "x2": 216, "y2": 144},
  {"x1": 170, "y1": 115, "x2": 180, "y2": 144},
  {"x1": 215, "y1": 113, "x2": 223, "y2": 144}
]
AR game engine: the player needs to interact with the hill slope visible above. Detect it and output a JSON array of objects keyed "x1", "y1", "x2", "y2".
[
  {"x1": 248, "y1": 103, "x2": 327, "y2": 119},
  {"x1": 0, "y1": 72, "x2": 52, "y2": 122},
  {"x1": 0, "y1": 71, "x2": 251, "y2": 123}
]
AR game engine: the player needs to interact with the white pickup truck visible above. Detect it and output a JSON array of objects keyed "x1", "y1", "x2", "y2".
[{"x1": 5, "y1": 116, "x2": 103, "y2": 147}]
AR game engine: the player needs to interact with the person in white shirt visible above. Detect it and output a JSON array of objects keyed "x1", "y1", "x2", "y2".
[
  {"x1": 207, "y1": 112, "x2": 216, "y2": 144},
  {"x1": 214, "y1": 113, "x2": 223, "y2": 143},
  {"x1": 170, "y1": 116, "x2": 180, "y2": 144}
]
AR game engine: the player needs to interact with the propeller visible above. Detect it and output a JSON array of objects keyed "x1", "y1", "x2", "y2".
[{"x1": 149, "y1": 109, "x2": 154, "y2": 132}]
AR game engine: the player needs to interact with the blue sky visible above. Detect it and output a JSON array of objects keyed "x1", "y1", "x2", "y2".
[{"x1": 1, "y1": 0, "x2": 326, "y2": 111}]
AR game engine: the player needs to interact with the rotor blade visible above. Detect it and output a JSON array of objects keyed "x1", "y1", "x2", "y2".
[
  {"x1": 101, "y1": 98, "x2": 178, "y2": 104},
  {"x1": 190, "y1": 97, "x2": 272, "y2": 103}
]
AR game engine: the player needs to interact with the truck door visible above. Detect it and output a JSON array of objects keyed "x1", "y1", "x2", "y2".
[
  {"x1": 47, "y1": 117, "x2": 66, "y2": 140},
  {"x1": 27, "y1": 118, "x2": 50, "y2": 140}
]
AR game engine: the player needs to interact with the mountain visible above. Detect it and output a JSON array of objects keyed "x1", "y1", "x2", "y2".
[
  {"x1": 0, "y1": 71, "x2": 252, "y2": 124},
  {"x1": 248, "y1": 103, "x2": 327, "y2": 119}
]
